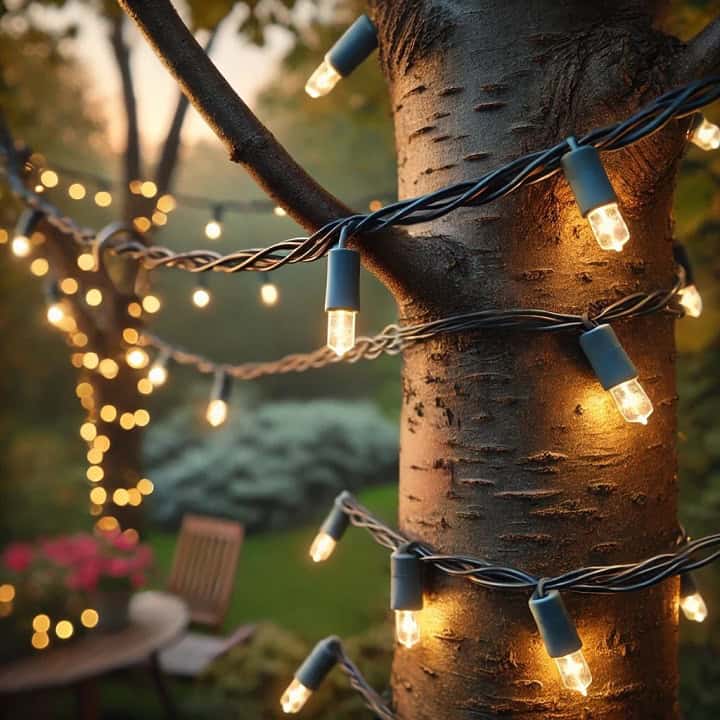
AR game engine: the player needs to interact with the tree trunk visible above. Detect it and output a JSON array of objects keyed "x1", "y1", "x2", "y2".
[{"x1": 370, "y1": 2, "x2": 685, "y2": 718}]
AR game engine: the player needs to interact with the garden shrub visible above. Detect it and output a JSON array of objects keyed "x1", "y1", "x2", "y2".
[{"x1": 145, "y1": 400, "x2": 398, "y2": 533}]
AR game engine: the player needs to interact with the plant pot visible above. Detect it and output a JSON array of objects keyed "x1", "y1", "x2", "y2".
[{"x1": 93, "y1": 589, "x2": 132, "y2": 633}]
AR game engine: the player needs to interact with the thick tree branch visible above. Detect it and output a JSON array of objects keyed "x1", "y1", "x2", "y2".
[
  {"x1": 110, "y1": 15, "x2": 141, "y2": 193},
  {"x1": 153, "y1": 23, "x2": 222, "y2": 195},
  {"x1": 675, "y1": 14, "x2": 720, "y2": 84},
  {"x1": 117, "y1": 0, "x2": 348, "y2": 231},
  {"x1": 116, "y1": 0, "x2": 441, "y2": 300}
]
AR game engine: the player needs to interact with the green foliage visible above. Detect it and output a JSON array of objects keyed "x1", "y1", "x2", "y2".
[
  {"x1": 145, "y1": 400, "x2": 398, "y2": 532},
  {"x1": 148, "y1": 484, "x2": 397, "y2": 640},
  {"x1": 198, "y1": 621, "x2": 393, "y2": 720}
]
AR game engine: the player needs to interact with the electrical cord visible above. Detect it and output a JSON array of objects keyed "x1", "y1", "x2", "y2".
[
  {"x1": 140, "y1": 276, "x2": 684, "y2": 380},
  {"x1": 336, "y1": 493, "x2": 719, "y2": 598},
  {"x1": 2, "y1": 77, "x2": 719, "y2": 274}
]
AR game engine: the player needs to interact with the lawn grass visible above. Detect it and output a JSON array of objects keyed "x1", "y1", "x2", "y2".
[{"x1": 149, "y1": 484, "x2": 398, "y2": 640}]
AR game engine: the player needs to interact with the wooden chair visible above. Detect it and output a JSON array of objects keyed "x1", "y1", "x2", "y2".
[{"x1": 159, "y1": 514, "x2": 254, "y2": 677}]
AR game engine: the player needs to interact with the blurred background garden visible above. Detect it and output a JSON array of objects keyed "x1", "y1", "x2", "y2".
[{"x1": 0, "y1": 0, "x2": 718, "y2": 718}]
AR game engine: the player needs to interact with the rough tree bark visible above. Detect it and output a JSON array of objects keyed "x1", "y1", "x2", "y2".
[{"x1": 118, "y1": 0, "x2": 720, "y2": 717}]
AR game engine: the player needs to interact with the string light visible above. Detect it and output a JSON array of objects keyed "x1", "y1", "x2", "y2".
[
  {"x1": 11, "y1": 208, "x2": 42, "y2": 258},
  {"x1": 68, "y1": 183, "x2": 86, "y2": 200},
  {"x1": 157, "y1": 194, "x2": 176, "y2": 213},
  {"x1": 273, "y1": 206, "x2": 287, "y2": 217},
  {"x1": 80, "y1": 608, "x2": 99, "y2": 629},
  {"x1": 579, "y1": 324, "x2": 653, "y2": 425},
  {"x1": 85, "y1": 288, "x2": 103, "y2": 307},
  {"x1": 305, "y1": 14, "x2": 377, "y2": 98},
  {"x1": 77, "y1": 252, "x2": 96, "y2": 271},
  {"x1": 98, "y1": 358, "x2": 120, "y2": 379},
  {"x1": 192, "y1": 276, "x2": 212, "y2": 308},
  {"x1": 60, "y1": 277, "x2": 79, "y2": 294},
  {"x1": 528, "y1": 590, "x2": 591, "y2": 696},
  {"x1": 45, "y1": 282, "x2": 66, "y2": 326},
  {"x1": 680, "y1": 573, "x2": 708, "y2": 623},
  {"x1": 126, "y1": 347, "x2": 149, "y2": 369},
  {"x1": 206, "y1": 370, "x2": 231, "y2": 427},
  {"x1": 30, "y1": 257, "x2": 49, "y2": 276},
  {"x1": 260, "y1": 272, "x2": 279, "y2": 306},
  {"x1": 391, "y1": 546, "x2": 423, "y2": 649},
  {"x1": 689, "y1": 113, "x2": 720, "y2": 151},
  {"x1": 325, "y1": 241, "x2": 360, "y2": 356},
  {"x1": 55, "y1": 619, "x2": 74, "y2": 640},
  {"x1": 281, "y1": 637, "x2": 339, "y2": 713},
  {"x1": 94, "y1": 190, "x2": 113, "y2": 207},
  {"x1": 309, "y1": 492, "x2": 351, "y2": 562},
  {"x1": 142, "y1": 294, "x2": 162, "y2": 314},
  {"x1": 562, "y1": 138, "x2": 629, "y2": 251},
  {"x1": 148, "y1": 350, "x2": 170, "y2": 387},
  {"x1": 40, "y1": 169, "x2": 58, "y2": 188},
  {"x1": 204, "y1": 205, "x2": 223, "y2": 240},
  {"x1": 140, "y1": 180, "x2": 158, "y2": 198},
  {"x1": 674, "y1": 242, "x2": 703, "y2": 318}
]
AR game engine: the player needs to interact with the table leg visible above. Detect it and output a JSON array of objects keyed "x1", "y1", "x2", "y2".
[
  {"x1": 149, "y1": 651, "x2": 178, "y2": 720},
  {"x1": 75, "y1": 680, "x2": 100, "y2": 720}
]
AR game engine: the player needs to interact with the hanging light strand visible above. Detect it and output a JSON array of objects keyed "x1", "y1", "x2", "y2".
[
  {"x1": 320, "y1": 492, "x2": 720, "y2": 597},
  {"x1": 3, "y1": 77, "x2": 720, "y2": 276},
  {"x1": 140, "y1": 277, "x2": 684, "y2": 382}
]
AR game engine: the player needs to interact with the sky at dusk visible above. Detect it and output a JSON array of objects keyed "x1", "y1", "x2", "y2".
[{"x1": 28, "y1": 1, "x2": 296, "y2": 152}]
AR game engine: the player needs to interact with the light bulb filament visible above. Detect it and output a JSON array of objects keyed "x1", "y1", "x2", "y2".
[
  {"x1": 554, "y1": 650, "x2": 592, "y2": 696},
  {"x1": 609, "y1": 378, "x2": 653, "y2": 425},
  {"x1": 587, "y1": 203, "x2": 629, "y2": 252},
  {"x1": 281, "y1": 678, "x2": 312, "y2": 714},
  {"x1": 395, "y1": 610, "x2": 420, "y2": 649}
]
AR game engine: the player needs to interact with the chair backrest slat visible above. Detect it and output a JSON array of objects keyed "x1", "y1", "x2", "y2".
[{"x1": 167, "y1": 514, "x2": 244, "y2": 629}]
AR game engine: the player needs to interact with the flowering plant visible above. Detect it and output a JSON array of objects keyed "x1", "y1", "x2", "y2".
[{"x1": 2, "y1": 530, "x2": 153, "y2": 595}]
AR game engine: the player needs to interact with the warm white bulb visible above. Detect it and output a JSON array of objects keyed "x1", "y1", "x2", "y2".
[
  {"x1": 586, "y1": 203, "x2": 630, "y2": 252},
  {"x1": 681, "y1": 592, "x2": 708, "y2": 623},
  {"x1": 11, "y1": 235, "x2": 31, "y2": 258},
  {"x1": 327, "y1": 309, "x2": 356, "y2": 356},
  {"x1": 46, "y1": 303, "x2": 65, "y2": 326},
  {"x1": 554, "y1": 650, "x2": 592, "y2": 696},
  {"x1": 609, "y1": 378, "x2": 653, "y2": 425},
  {"x1": 261, "y1": 282, "x2": 279, "y2": 306},
  {"x1": 205, "y1": 220, "x2": 222, "y2": 240},
  {"x1": 192, "y1": 287, "x2": 211, "y2": 308},
  {"x1": 678, "y1": 284, "x2": 703, "y2": 318},
  {"x1": 305, "y1": 58, "x2": 342, "y2": 98},
  {"x1": 309, "y1": 533, "x2": 336, "y2": 563},
  {"x1": 126, "y1": 348, "x2": 149, "y2": 369},
  {"x1": 206, "y1": 399, "x2": 228, "y2": 427},
  {"x1": 280, "y1": 678, "x2": 312, "y2": 714},
  {"x1": 395, "y1": 610, "x2": 420, "y2": 649},
  {"x1": 690, "y1": 118, "x2": 720, "y2": 151},
  {"x1": 148, "y1": 364, "x2": 168, "y2": 387}
]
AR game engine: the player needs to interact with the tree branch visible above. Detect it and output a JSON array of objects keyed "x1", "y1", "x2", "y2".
[
  {"x1": 117, "y1": 0, "x2": 348, "y2": 231},
  {"x1": 110, "y1": 15, "x2": 141, "y2": 193},
  {"x1": 153, "y1": 23, "x2": 222, "y2": 195},
  {"x1": 675, "y1": 14, "x2": 720, "y2": 84}
]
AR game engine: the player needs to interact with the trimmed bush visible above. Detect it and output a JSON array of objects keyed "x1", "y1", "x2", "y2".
[{"x1": 144, "y1": 400, "x2": 397, "y2": 533}]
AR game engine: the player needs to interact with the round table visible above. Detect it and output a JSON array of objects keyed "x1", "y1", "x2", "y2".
[{"x1": 0, "y1": 591, "x2": 188, "y2": 718}]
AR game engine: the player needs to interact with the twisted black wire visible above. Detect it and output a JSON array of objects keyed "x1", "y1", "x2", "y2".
[
  {"x1": 336, "y1": 493, "x2": 718, "y2": 597},
  {"x1": 141, "y1": 277, "x2": 684, "y2": 380},
  {"x1": 333, "y1": 641, "x2": 396, "y2": 720},
  {"x1": 3, "y1": 77, "x2": 719, "y2": 274}
]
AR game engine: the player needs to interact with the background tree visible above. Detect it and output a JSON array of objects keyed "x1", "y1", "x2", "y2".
[{"x1": 115, "y1": 0, "x2": 720, "y2": 718}]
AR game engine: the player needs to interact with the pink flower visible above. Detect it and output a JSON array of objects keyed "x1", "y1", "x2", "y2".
[
  {"x1": 66, "y1": 560, "x2": 101, "y2": 592},
  {"x1": 130, "y1": 572, "x2": 146, "y2": 589},
  {"x1": 110, "y1": 533, "x2": 137, "y2": 552},
  {"x1": 106, "y1": 557, "x2": 132, "y2": 577},
  {"x1": 3, "y1": 543, "x2": 33, "y2": 573}
]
